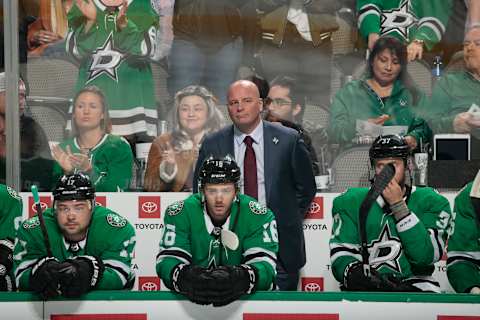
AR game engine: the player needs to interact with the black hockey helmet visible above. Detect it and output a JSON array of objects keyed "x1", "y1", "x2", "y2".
[
  {"x1": 369, "y1": 134, "x2": 410, "y2": 164},
  {"x1": 198, "y1": 156, "x2": 241, "y2": 189},
  {"x1": 53, "y1": 172, "x2": 95, "y2": 202}
]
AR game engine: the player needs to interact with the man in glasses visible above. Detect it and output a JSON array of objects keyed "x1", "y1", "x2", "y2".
[
  {"x1": 13, "y1": 173, "x2": 136, "y2": 299},
  {"x1": 157, "y1": 157, "x2": 278, "y2": 306}
]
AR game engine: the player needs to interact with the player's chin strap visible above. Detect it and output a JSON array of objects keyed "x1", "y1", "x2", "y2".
[
  {"x1": 359, "y1": 163, "x2": 396, "y2": 277},
  {"x1": 469, "y1": 170, "x2": 480, "y2": 224}
]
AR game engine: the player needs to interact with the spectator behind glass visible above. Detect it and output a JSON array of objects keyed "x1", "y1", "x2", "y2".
[
  {"x1": 357, "y1": 0, "x2": 452, "y2": 61},
  {"x1": 26, "y1": 0, "x2": 73, "y2": 57},
  {"x1": 144, "y1": 85, "x2": 225, "y2": 192},
  {"x1": 52, "y1": 86, "x2": 133, "y2": 191},
  {"x1": 329, "y1": 36, "x2": 432, "y2": 151},
  {"x1": 66, "y1": 0, "x2": 159, "y2": 142},
  {"x1": 0, "y1": 73, "x2": 53, "y2": 191}
]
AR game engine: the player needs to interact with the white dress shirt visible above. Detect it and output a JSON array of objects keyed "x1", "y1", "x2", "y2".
[{"x1": 233, "y1": 121, "x2": 266, "y2": 205}]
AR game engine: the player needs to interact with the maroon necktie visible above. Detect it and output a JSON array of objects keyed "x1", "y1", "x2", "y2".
[{"x1": 243, "y1": 136, "x2": 258, "y2": 200}]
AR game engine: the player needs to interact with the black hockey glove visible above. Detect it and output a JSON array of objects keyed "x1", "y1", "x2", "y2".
[
  {"x1": 29, "y1": 257, "x2": 65, "y2": 299},
  {"x1": 207, "y1": 265, "x2": 258, "y2": 307},
  {"x1": 59, "y1": 256, "x2": 104, "y2": 298},
  {"x1": 0, "y1": 273, "x2": 15, "y2": 291},
  {"x1": 343, "y1": 262, "x2": 402, "y2": 292},
  {"x1": 171, "y1": 264, "x2": 214, "y2": 305},
  {"x1": 0, "y1": 239, "x2": 14, "y2": 274}
]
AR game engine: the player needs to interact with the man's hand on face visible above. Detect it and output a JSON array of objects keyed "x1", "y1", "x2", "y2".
[{"x1": 382, "y1": 178, "x2": 403, "y2": 206}]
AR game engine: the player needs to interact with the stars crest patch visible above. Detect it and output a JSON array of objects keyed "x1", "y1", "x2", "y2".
[
  {"x1": 23, "y1": 216, "x2": 40, "y2": 229},
  {"x1": 6, "y1": 186, "x2": 21, "y2": 200},
  {"x1": 167, "y1": 201, "x2": 184, "y2": 216},
  {"x1": 107, "y1": 213, "x2": 127, "y2": 228},
  {"x1": 249, "y1": 201, "x2": 267, "y2": 215}
]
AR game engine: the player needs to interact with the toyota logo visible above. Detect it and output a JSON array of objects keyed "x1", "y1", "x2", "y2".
[
  {"x1": 309, "y1": 202, "x2": 321, "y2": 214},
  {"x1": 31, "y1": 202, "x2": 48, "y2": 213},
  {"x1": 141, "y1": 281, "x2": 158, "y2": 291},
  {"x1": 95, "y1": 202, "x2": 103, "y2": 207},
  {"x1": 304, "y1": 282, "x2": 321, "y2": 292},
  {"x1": 142, "y1": 201, "x2": 158, "y2": 214}
]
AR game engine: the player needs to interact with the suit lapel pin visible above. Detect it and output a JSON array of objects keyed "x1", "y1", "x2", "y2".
[{"x1": 273, "y1": 137, "x2": 279, "y2": 144}]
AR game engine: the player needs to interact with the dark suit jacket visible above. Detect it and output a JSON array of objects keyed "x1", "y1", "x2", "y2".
[{"x1": 193, "y1": 121, "x2": 316, "y2": 272}]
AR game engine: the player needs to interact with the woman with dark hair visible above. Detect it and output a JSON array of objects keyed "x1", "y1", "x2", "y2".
[
  {"x1": 329, "y1": 36, "x2": 431, "y2": 150},
  {"x1": 144, "y1": 85, "x2": 225, "y2": 191},
  {"x1": 52, "y1": 85, "x2": 133, "y2": 191}
]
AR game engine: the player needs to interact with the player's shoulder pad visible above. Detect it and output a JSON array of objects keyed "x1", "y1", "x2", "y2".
[
  {"x1": 166, "y1": 200, "x2": 185, "y2": 217},
  {"x1": 248, "y1": 200, "x2": 268, "y2": 215},
  {"x1": 22, "y1": 216, "x2": 40, "y2": 230}
]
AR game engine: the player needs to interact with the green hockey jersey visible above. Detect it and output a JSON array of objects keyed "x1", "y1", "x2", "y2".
[
  {"x1": 357, "y1": 0, "x2": 452, "y2": 50},
  {"x1": 13, "y1": 205, "x2": 136, "y2": 291},
  {"x1": 66, "y1": 0, "x2": 159, "y2": 138},
  {"x1": 52, "y1": 134, "x2": 134, "y2": 192},
  {"x1": 330, "y1": 186, "x2": 451, "y2": 291},
  {"x1": 156, "y1": 193, "x2": 278, "y2": 291},
  {"x1": 447, "y1": 182, "x2": 480, "y2": 293},
  {"x1": 0, "y1": 185, "x2": 23, "y2": 242}
]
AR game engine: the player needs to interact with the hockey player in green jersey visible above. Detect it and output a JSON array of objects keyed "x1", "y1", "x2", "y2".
[
  {"x1": 156, "y1": 157, "x2": 278, "y2": 306},
  {"x1": 0, "y1": 185, "x2": 22, "y2": 291},
  {"x1": 66, "y1": 0, "x2": 159, "y2": 139},
  {"x1": 330, "y1": 134, "x2": 451, "y2": 292},
  {"x1": 13, "y1": 173, "x2": 136, "y2": 299},
  {"x1": 446, "y1": 171, "x2": 480, "y2": 294},
  {"x1": 357, "y1": 0, "x2": 452, "y2": 61}
]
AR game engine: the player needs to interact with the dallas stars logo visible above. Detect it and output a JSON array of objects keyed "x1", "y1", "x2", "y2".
[
  {"x1": 368, "y1": 224, "x2": 402, "y2": 272},
  {"x1": 380, "y1": 0, "x2": 416, "y2": 42},
  {"x1": 87, "y1": 32, "x2": 124, "y2": 83}
]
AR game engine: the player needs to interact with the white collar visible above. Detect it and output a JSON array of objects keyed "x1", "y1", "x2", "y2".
[
  {"x1": 203, "y1": 207, "x2": 231, "y2": 234},
  {"x1": 233, "y1": 120, "x2": 264, "y2": 147}
]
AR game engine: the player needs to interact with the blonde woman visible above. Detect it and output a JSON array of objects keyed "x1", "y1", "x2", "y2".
[
  {"x1": 144, "y1": 85, "x2": 225, "y2": 191},
  {"x1": 52, "y1": 86, "x2": 133, "y2": 191}
]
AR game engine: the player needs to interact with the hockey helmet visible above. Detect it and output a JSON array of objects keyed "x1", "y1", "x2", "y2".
[
  {"x1": 53, "y1": 172, "x2": 95, "y2": 202},
  {"x1": 369, "y1": 134, "x2": 410, "y2": 164},
  {"x1": 198, "y1": 156, "x2": 241, "y2": 189}
]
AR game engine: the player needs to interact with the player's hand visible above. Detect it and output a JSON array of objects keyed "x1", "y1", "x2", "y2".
[
  {"x1": 0, "y1": 239, "x2": 14, "y2": 273},
  {"x1": 407, "y1": 41, "x2": 423, "y2": 62},
  {"x1": 29, "y1": 257, "x2": 64, "y2": 299},
  {"x1": 171, "y1": 264, "x2": 212, "y2": 305},
  {"x1": 453, "y1": 112, "x2": 473, "y2": 133},
  {"x1": 368, "y1": 114, "x2": 390, "y2": 125},
  {"x1": 207, "y1": 265, "x2": 257, "y2": 307},
  {"x1": 59, "y1": 256, "x2": 104, "y2": 298},
  {"x1": 0, "y1": 274, "x2": 15, "y2": 291},
  {"x1": 382, "y1": 178, "x2": 403, "y2": 206}
]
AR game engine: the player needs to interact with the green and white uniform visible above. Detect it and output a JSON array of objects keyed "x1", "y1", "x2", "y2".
[
  {"x1": 330, "y1": 186, "x2": 451, "y2": 291},
  {"x1": 447, "y1": 182, "x2": 480, "y2": 293},
  {"x1": 156, "y1": 193, "x2": 278, "y2": 291},
  {"x1": 0, "y1": 185, "x2": 23, "y2": 266},
  {"x1": 66, "y1": 0, "x2": 159, "y2": 138},
  {"x1": 52, "y1": 134, "x2": 134, "y2": 192},
  {"x1": 420, "y1": 71, "x2": 480, "y2": 134},
  {"x1": 13, "y1": 206, "x2": 136, "y2": 291},
  {"x1": 357, "y1": 0, "x2": 452, "y2": 50}
]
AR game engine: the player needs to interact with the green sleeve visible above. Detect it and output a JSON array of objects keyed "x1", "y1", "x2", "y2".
[
  {"x1": 156, "y1": 202, "x2": 192, "y2": 288},
  {"x1": 329, "y1": 88, "x2": 357, "y2": 146},
  {"x1": 0, "y1": 185, "x2": 23, "y2": 241},
  {"x1": 407, "y1": 93, "x2": 433, "y2": 147},
  {"x1": 96, "y1": 221, "x2": 136, "y2": 290},
  {"x1": 93, "y1": 138, "x2": 134, "y2": 192},
  {"x1": 67, "y1": 5, "x2": 102, "y2": 57},
  {"x1": 13, "y1": 217, "x2": 48, "y2": 291},
  {"x1": 329, "y1": 191, "x2": 362, "y2": 283},
  {"x1": 447, "y1": 184, "x2": 480, "y2": 293},
  {"x1": 421, "y1": 77, "x2": 456, "y2": 134},
  {"x1": 357, "y1": 0, "x2": 382, "y2": 39},
  {"x1": 243, "y1": 210, "x2": 278, "y2": 290},
  {"x1": 396, "y1": 191, "x2": 451, "y2": 266},
  {"x1": 412, "y1": 0, "x2": 452, "y2": 50}
]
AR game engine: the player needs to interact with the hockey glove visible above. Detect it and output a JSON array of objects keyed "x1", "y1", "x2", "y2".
[
  {"x1": 0, "y1": 274, "x2": 14, "y2": 291},
  {"x1": 343, "y1": 261, "x2": 400, "y2": 292},
  {"x1": 0, "y1": 239, "x2": 14, "y2": 274},
  {"x1": 207, "y1": 265, "x2": 258, "y2": 307},
  {"x1": 29, "y1": 257, "x2": 64, "y2": 299},
  {"x1": 171, "y1": 264, "x2": 214, "y2": 305},
  {"x1": 59, "y1": 256, "x2": 104, "y2": 298}
]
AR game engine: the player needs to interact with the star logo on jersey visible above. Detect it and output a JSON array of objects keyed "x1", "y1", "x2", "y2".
[
  {"x1": 87, "y1": 33, "x2": 124, "y2": 83},
  {"x1": 368, "y1": 224, "x2": 402, "y2": 273},
  {"x1": 380, "y1": 0, "x2": 416, "y2": 42}
]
